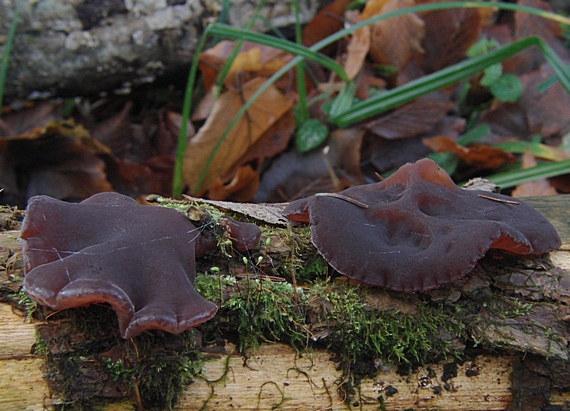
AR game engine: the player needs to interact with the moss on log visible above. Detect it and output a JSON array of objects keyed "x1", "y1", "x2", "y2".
[{"x1": 0, "y1": 196, "x2": 569, "y2": 410}]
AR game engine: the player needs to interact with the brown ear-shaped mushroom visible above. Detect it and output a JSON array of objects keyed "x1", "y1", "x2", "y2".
[
  {"x1": 283, "y1": 159, "x2": 561, "y2": 293},
  {"x1": 20, "y1": 192, "x2": 259, "y2": 339}
]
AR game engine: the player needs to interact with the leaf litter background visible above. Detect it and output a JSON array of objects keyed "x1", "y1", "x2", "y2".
[{"x1": 1, "y1": 0, "x2": 570, "y2": 208}]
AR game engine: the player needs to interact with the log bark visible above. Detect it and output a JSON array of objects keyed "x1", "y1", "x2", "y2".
[
  {"x1": 0, "y1": 195, "x2": 569, "y2": 410},
  {"x1": 0, "y1": 0, "x2": 320, "y2": 100}
]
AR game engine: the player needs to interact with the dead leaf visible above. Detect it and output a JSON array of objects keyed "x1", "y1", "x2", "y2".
[
  {"x1": 506, "y1": 0, "x2": 566, "y2": 75},
  {"x1": 183, "y1": 77, "x2": 292, "y2": 195},
  {"x1": 254, "y1": 127, "x2": 364, "y2": 202},
  {"x1": 208, "y1": 164, "x2": 260, "y2": 202},
  {"x1": 481, "y1": 64, "x2": 570, "y2": 140},
  {"x1": 91, "y1": 101, "x2": 133, "y2": 157},
  {"x1": 0, "y1": 120, "x2": 112, "y2": 207},
  {"x1": 344, "y1": 11, "x2": 371, "y2": 80},
  {"x1": 105, "y1": 155, "x2": 174, "y2": 199},
  {"x1": 302, "y1": 0, "x2": 353, "y2": 50},
  {"x1": 512, "y1": 150, "x2": 557, "y2": 197},
  {"x1": 365, "y1": 0, "x2": 425, "y2": 70},
  {"x1": 420, "y1": 5, "x2": 485, "y2": 73},
  {"x1": 423, "y1": 135, "x2": 516, "y2": 169},
  {"x1": 0, "y1": 102, "x2": 60, "y2": 137},
  {"x1": 199, "y1": 41, "x2": 291, "y2": 90},
  {"x1": 366, "y1": 91, "x2": 454, "y2": 139},
  {"x1": 182, "y1": 194, "x2": 290, "y2": 226},
  {"x1": 238, "y1": 109, "x2": 295, "y2": 165}
]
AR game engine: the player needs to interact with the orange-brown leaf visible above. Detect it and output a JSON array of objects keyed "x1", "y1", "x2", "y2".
[
  {"x1": 366, "y1": 0, "x2": 425, "y2": 70},
  {"x1": 199, "y1": 41, "x2": 290, "y2": 90},
  {"x1": 423, "y1": 136, "x2": 516, "y2": 169},
  {"x1": 302, "y1": 0, "x2": 353, "y2": 48},
  {"x1": 183, "y1": 77, "x2": 292, "y2": 195},
  {"x1": 344, "y1": 11, "x2": 371, "y2": 80},
  {"x1": 511, "y1": 150, "x2": 557, "y2": 197},
  {"x1": 208, "y1": 165, "x2": 260, "y2": 202}
]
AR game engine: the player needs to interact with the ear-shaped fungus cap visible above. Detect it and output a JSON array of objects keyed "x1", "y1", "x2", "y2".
[
  {"x1": 283, "y1": 159, "x2": 561, "y2": 293},
  {"x1": 21, "y1": 192, "x2": 219, "y2": 339}
]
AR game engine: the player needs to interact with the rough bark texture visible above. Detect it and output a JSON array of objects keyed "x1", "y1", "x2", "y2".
[{"x1": 0, "y1": 0, "x2": 320, "y2": 100}]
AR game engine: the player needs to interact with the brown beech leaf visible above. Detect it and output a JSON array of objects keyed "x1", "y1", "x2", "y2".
[
  {"x1": 199, "y1": 41, "x2": 290, "y2": 90},
  {"x1": 238, "y1": 109, "x2": 295, "y2": 165},
  {"x1": 420, "y1": 5, "x2": 486, "y2": 73},
  {"x1": 0, "y1": 102, "x2": 60, "y2": 137},
  {"x1": 481, "y1": 64, "x2": 570, "y2": 140},
  {"x1": 365, "y1": 0, "x2": 425, "y2": 70},
  {"x1": 506, "y1": 0, "x2": 566, "y2": 75},
  {"x1": 254, "y1": 127, "x2": 364, "y2": 202},
  {"x1": 91, "y1": 101, "x2": 133, "y2": 157},
  {"x1": 302, "y1": 0, "x2": 353, "y2": 50},
  {"x1": 344, "y1": 11, "x2": 371, "y2": 80},
  {"x1": 208, "y1": 164, "x2": 260, "y2": 202},
  {"x1": 366, "y1": 92, "x2": 454, "y2": 139},
  {"x1": 423, "y1": 136, "x2": 516, "y2": 169},
  {"x1": 512, "y1": 150, "x2": 557, "y2": 197},
  {"x1": 106, "y1": 155, "x2": 174, "y2": 200},
  {"x1": 183, "y1": 77, "x2": 292, "y2": 195},
  {"x1": 0, "y1": 120, "x2": 112, "y2": 207}
]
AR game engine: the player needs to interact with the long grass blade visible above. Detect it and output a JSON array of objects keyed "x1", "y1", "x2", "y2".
[
  {"x1": 486, "y1": 159, "x2": 570, "y2": 189},
  {"x1": 0, "y1": 0, "x2": 23, "y2": 115}
]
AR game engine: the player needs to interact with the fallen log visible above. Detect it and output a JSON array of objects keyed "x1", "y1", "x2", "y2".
[
  {"x1": 0, "y1": 0, "x2": 319, "y2": 99},
  {"x1": 0, "y1": 195, "x2": 569, "y2": 410}
]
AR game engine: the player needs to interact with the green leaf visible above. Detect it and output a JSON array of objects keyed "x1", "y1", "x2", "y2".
[
  {"x1": 295, "y1": 119, "x2": 329, "y2": 153},
  {"x1": 466, "y1": 38, "x2": 499, "y2": 58},
  {"x1": 481, "y1": 63, "x2": 502, "y2": 87},
  {"x1": 490, "y1": 73, "x2": 523, "y2": 102}
]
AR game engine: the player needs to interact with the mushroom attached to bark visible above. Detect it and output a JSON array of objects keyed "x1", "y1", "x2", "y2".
[
  {"x1": 283, "y1": 158, "x2": 561, "y2": 293},
  {"x1": 20, "y1": 192, "x2": 260, "y2": 339}
]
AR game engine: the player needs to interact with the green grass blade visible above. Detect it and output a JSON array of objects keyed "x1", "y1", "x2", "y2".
[
  {"x1": 486, "y1": 159, "x2": 570, "y2": 189},
  {"x1": 172, "y1": 30, "x2": 211, "y2": 198},
  {"x1": 0, "y1": 0, "x2": 23, "y2": 115}
]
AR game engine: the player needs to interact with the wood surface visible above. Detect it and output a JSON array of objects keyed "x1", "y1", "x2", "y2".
[{"x1": 0, "y1": 196, "x2": 569, "y2": 410}]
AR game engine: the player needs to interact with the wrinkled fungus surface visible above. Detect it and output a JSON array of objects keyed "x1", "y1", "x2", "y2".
[
  {"x1": 21, "y1": 192, "x2": 260, "y2": 339},
  {"x1": 283, "y1": 159, "x2": 561, "y2": 293}
]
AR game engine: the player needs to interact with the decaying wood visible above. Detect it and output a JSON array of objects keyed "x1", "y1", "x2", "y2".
[
  {"x1": 0, "y1": 196, "x2": 569, "y2": 410},
  {"x1": 0, "y1": 0, "x2": 320, "y2": 100}
]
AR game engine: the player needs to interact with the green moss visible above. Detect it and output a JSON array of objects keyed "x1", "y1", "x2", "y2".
[
  {"x1": 12, "y1": 289, "x2": 37, "y2": 321},
  {"x1": 308, "y1": 281, "x2": 465, "y2": 373},
  {"x1": 197, "y1": 275, "x2": 309, "y2": 353}
]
